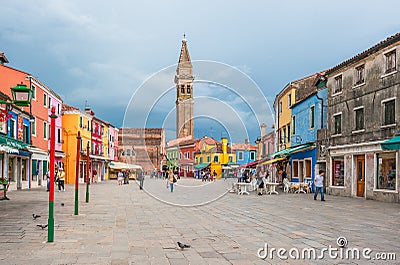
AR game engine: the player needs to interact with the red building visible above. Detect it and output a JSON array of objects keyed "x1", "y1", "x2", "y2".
[{"x1": 178, "y1": 139, "x2": 196, "y2": 177}]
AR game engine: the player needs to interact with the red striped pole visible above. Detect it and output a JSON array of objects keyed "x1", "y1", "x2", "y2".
[{"x1": 48, "y1": 106, "x2": 57, "y2": 242}]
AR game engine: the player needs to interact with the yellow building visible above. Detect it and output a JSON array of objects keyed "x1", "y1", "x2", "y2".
[
  {"x1": 102, "y1": 124, "x2": 109, "y2": 180},
  {"x1": 194, "y1": 137, "x2": 236, "y2": 179},
  {"x1": 274, "y1": 82, "x2": 296, "y2": 151},
  {"x1": 61, "y1": 104, "x2": 93, "y2": 184}
]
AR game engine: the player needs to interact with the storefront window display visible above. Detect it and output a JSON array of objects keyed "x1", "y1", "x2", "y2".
[
  {"x1": 376, "y1": 152, "x2": 396, "y2": 190},
  {"x1": 332, "y1": 157, "x2": 344, "y2": 186}
]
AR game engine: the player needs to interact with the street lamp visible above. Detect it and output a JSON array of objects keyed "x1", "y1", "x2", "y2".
[{"x1": 0, "y1": 84, "x2": 33, "y2": 107}]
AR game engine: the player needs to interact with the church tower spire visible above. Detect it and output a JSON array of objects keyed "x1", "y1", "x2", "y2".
[{"x1": 175, "y1": 37, "x2": 194, "y2": 138}]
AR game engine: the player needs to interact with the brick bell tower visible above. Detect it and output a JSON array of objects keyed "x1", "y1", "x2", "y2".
[{"x1": 175, "y1": 37, "x2": 194, "y2": 139}]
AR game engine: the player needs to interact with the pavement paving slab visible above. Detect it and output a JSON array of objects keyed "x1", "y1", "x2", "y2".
[{"x1": 0, "y1": 178, "x2": 398, "y2": 265}]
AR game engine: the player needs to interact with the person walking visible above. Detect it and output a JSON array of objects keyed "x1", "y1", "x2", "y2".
[
  {"x1": 168, "y1": 170, "x2": 177, "y2": 192},
  {"x1": 314, "y1": 170, "x2": 325, "y2": 201},
  {"x1": 213, "y1": 170, "x2": 217, "y2": 181},
  {"x1": 57, "y1": 168, "x2": 65, "y2": 192},
  {"x1": 117, "y1": 171, "x2": 124, "y2": 185},
  {"x1": 138, "y1": 171, "x2": 144, "y2": 190}
]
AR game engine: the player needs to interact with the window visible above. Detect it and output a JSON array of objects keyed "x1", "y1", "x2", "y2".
[
  {"x1": 376, "y1": 152, "x2": 396, "y2": 190},
  {"x1": 200, "y1": 157, "x2": 203, "y2": 163},
  {"x1": 278, "y1": 101, "x2": 282, "y2": 114},
  {"x1": 185, "y1": 152, "x2": 190, "y2": 159},
  {"x1": 88, "y1": 121, "x2": 90, "y2": 131},
  {"x1": 57, "y1": 128, "x2": 61, "y2": 143},
  {"x1": 214, "y1": 155, "x2": 219, "y2": 163},
  {"x1": 383, "y1": 99, "x2": 395, "y2": 125},
  {"x1": 195, "y1": 157, "x2": 198, "y2": 164},
  {"x1": 292, "y1": 160, "x2": 298, "y2": 178},
  {"x1": 48, "y1": 97, "x2": 52, "y2": 109},
  {"x1": 355, "y1": 64, "x2": 365, "y2": 85},
  {"x1": 305, "y1": 159, "x2": 312, "y2": 179},
  {"x1": 31, "y1": 85, "x2": 36, "y2": 100},
  {"x1": 292, "y1": 116, "x2": 296, "y2": 135},
  {"x1": 32, "y1": 117, "x2": 36, "y2": 136},
  {"x1": 355, "y1": 108, "x2": 364, "y2": 131},
  {"x1": 283, "y1": 127, "x2": 287, "y2": 144},
  {"x1": 333, "y1": 75, "x2": 343, "y2": 94},
  {"x1": 310, "y1": 106, "x2": 315, "y2": 129},
  {"x1": 332, "y1": 157, "x2": 344, "y2": 186},
  {"x1": 207, "y1": 156, "x2": 210, "y2": 162},
  {"x1": 187, "y1": 85, "x2": 191, "y2": 94},
  {"x1": 250, "y1": 152, "x2": 255, "y2": 161},
  {"x1": 179, "y1": 152, "x2": 182, "y2": 160},
  {"x1": 385, "y1": 50, "x2": 396, "y2": 74},
  {"x1": 334, "y1": 113, "x2": 342, "y2": 135},
  {"x1": 23, "y1": 124, "x2": 29, "y2": 143},
  {"x1": 43, "y1": 93, "x2": 47, "y2": 107},
  {"x1": 43, "y1": 121, "x2": 48, "y2": 139},
  {"x1": 287, "y1": 124, "x2": 290, "y2": 143},
  {"x1": 79, "y1": 117, "x2": 83, "y2": 128},
  {"x1": 9, "y1": 119, "x2": 15, "y2": 138},
  {"x1": 181, "y1": 84, "x2": 185, "y2": 94},
  {"x1": 262, "y1": 143, "x2": 266, "y2": 156},
  {"x1": 229, "y1": 156, "x2": 233, "y2": 163},
  {"x1": 80, "y1": 140, "x2": 83, "y2": 151},
  {"x1": 238, "y1": 151, "x2": 244, "y2": 160},
  {"x1": 288, "y1": 94, "x2": 292, "y2": 107},
  {"x1": 57, "y1": 104, "x2": 60, "y2": 114}
]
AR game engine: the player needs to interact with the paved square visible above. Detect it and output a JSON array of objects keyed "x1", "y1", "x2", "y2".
[{"x1": 0, "y1": 178, "x2": 398, "y2": 264}]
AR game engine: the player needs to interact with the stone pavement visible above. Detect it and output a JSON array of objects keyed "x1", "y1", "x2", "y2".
[{"x1": 0, "y1": 177, "x2": 399, "y2": 265}]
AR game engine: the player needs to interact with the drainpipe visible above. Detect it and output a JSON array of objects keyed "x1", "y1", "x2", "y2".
[{"x1": 316, "y1": 91, "x2": 324, "y2": 129}]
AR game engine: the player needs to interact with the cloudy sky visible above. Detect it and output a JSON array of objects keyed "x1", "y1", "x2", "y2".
[{"x1": 1, "y1": 0, "x2": 399, "y2": 142}]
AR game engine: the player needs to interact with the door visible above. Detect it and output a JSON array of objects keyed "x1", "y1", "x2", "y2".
[
  {"x1": 356, "y1": 155, "x2": 365, "y2": 197},
  {"x1": 298, "y1": 161, "x2": 304, "y2": 182}
]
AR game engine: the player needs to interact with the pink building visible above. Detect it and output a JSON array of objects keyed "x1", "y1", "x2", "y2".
[{"x1": 113, "y1": 128, "x2": 119, "y2": 161}]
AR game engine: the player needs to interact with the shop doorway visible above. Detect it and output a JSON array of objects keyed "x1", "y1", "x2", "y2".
[{"x1": 356, "y1": 155, "x2": 365, "y2": 197}]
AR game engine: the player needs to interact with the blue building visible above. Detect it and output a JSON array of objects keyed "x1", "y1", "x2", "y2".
[
  {"x1": 232, "y1": 141, "x2": 257, "y2": 166},
  {"x1": 289, "y1": 72, "x2": 327, "y2": 190}
]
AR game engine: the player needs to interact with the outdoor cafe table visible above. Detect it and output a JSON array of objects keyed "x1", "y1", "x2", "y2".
[
  {"x1": 235, "y1": 182, "x2": 251, "y2": 195},
  {"x1": 265, "y1": 182, "x2": 279, "y2": 195}
]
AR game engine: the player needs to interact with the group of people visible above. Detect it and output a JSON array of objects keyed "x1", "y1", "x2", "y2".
[
  {"x1": 117, "y1": 171, "x2": 130, "y2": 185},
  {"x1": 200, "y1": 170, "x2": 217, "y2": 182},
  {"x1": 46, "y1": 165, "x2": 65, "y2": 192}
]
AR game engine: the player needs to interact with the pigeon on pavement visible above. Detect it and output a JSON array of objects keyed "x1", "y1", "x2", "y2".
[
  {"x1": 37, "y1": 224, "x2": 48, "y2": 230},
  {"x1": 32, "y1": 214, "x2": 41, "y2": 220},
  {"x1": 177, "y1": 242, "x2": 190, "y2": 250}
]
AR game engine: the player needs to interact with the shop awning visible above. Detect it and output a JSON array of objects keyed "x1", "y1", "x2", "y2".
[
  {"x1": 270, "y1": 143, "x2": 312, "y2": 158},
  {"x1": 238, "y1": 160, "x2": 260, "y2": 168},
  {"x1": 109, "y1": 161, "x2": 142, "y2": 170},
  {"x1": 194, "y1": 163, "x2": 210, "y2": 169},
  {"x1": 222, "y1": 162, "x2": 239, "y2": 169},
  {"x1": 262, "y1": 157, "x2": 286, "y2": 165},
  {"x1": 381, "y1": 135, "x2": 400, "y2": 150},
  {"x1": 90, "y1": 154, "x2": 113, "y2": 161},
  {"x1": 0, "y1": 133, "x2": 29, "y2": 152}
]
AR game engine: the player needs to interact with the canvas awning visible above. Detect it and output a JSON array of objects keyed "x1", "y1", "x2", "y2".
[
  {"x1": 222, "y1": 162, "x2": 239, "y2": 169},
  {"x1": 238, "y1": 160, "x2": 259, "y2": 168},
  {"x1": 194, "y1": 163, "x2": 210, "y2": 169},
  {"x1": 270, "y1": 143, "x2": 312, "y2": 158},
  {"x1": 0, "y1": 133, "x2": 29, "y2": 153},
  {"x1": 381, "y1": 135, "x2": 400, "y2": 150},
  {"x1": 109, "y1": 161, "x2": 142, "y2": 170},
  {"x1": 262, "y1": 157, "x2": 286, "y2": 165}
]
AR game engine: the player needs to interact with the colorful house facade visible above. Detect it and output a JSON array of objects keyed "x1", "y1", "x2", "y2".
[
  {"x1": 288, "y1": 72, "x2": 328, "y2": 190},
  {"x1": 61, "y1": 104, "x2": 93, "y2": 184}
]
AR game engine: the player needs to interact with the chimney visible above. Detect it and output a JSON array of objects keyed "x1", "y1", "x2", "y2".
[
  {"x1": 261, "y1": 123, "x2": 266, "y2": 137},
  {"x1": 244, "y1": 138, "x2": 249, "y2": 145},
  {"x1": 0, "y1": 52, "x2": 9, "y2": 65}
]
